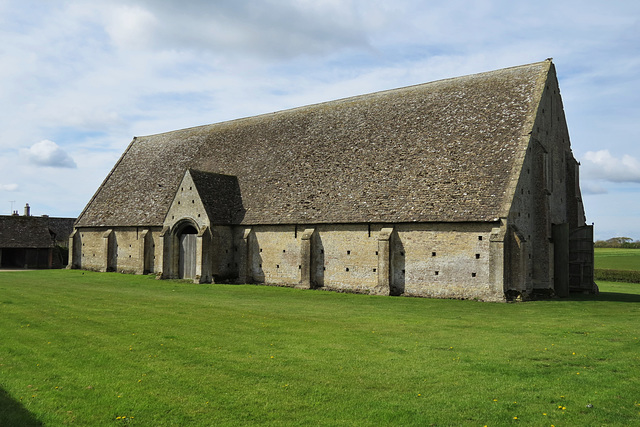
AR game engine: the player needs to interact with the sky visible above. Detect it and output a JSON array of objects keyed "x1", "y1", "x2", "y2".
[{"x1": 0, "y1": 0, "x2": 639, "y2": 241}]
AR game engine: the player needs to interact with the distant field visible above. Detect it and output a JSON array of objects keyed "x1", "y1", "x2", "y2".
[
  {"x1": 1, "y1": 270, "x2": 640, "y2": 426},
  {"x1": 594, "y1": 248, "x2": 640, "y2": 271}
]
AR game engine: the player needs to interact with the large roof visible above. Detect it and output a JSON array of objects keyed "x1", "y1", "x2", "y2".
[{"x1": 76, "y1": 61, "x2": 552, "y2": 227}]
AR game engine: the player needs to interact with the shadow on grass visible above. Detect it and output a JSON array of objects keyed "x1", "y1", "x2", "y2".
[
  {"x1": 565, "y1": 292, "x2": 640, "y2": 303},
  {"x1": 0, "y1": 387, "x2": 43, "y2": 427}
]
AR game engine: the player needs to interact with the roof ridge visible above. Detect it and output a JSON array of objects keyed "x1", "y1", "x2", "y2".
[
  {"x1": 76, "y1": 60, "x2": 555, "y2": 227},
  {"x1": 136, "y1": 60, "x2": 553, "y2": 140}
]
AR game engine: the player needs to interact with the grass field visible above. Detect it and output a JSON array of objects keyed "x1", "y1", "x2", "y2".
[
  {"x1": 1, "y1": 270, "x2": 640, "y2": 426},
  {"x1": 594, "y1": 248, "x2": 640, "y2": 271}
]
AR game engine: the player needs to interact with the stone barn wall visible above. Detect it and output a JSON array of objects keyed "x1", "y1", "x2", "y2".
[
  {"x1": 72, "y1": 221, "x2": 506, "y2": 301},
  {"x1": 249, "y1": 225, "x2": 302, "y2": 286},
  {"x1": 309, "y1": 224, "x2": 379, "y2": 294},
  {"x1": 211, "y1": 226, "x2": 236, "y2": 281},
  {"x1": 71, "y1": 227, "x2": 162, "y2": 274},
  {"x1": 504, "y1": 68, "x2": 588, "y2": 298},
  {"x1": 396, "y1": 223, "x2": 495, "y2": 300},
  {"x1": 238, "y1": 222, "x2": 502, "y2": 301}
]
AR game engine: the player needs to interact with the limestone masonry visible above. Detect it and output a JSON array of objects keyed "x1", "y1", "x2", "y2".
[{"x1": 70, "y1": 60, "x2": 595, "y2": 301}]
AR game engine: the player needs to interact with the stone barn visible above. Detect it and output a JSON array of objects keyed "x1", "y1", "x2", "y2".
[
  {"x1": 70, "y1": 60, "x2": 594, "y2": 301},
  {"x1": 0, "y1": 205, "x2": 75, "y2": 269}
]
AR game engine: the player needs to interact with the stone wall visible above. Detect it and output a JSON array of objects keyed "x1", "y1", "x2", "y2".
[
  {"x1": 505, "y1": 66, "x2": 587, "y2": 298},
  {"x1": 71, "y1": 227, "x2": 162, "y2": 274},
  {"x1": 71, "y1": 228, "x2": 104, "y2": 271},
  {"x1": 311, "y1": 224, "x2": 379, "y2": 293},
  {"x1": 240, "y1": 223, "x2": 497, "y2": 300},
  {"x1": 164, "y1": 172, "x2": 210, "y2": 231},
  {"x1": 212, "y1": 226, "x2": 235, "y2": 280},
  {"x1": 71, "y1": 221, "x2": 506, "y2": 301},
  {"x1": 249, "y1": 225, "x2": 302, "y2": 286},
  {"x1": 396, "y1": 223, "x2": 494, "y2": 300}
]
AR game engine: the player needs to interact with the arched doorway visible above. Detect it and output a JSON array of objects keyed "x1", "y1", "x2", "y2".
[{"x1": 179, "y1": 225, "x2": 198, "y2": 279}]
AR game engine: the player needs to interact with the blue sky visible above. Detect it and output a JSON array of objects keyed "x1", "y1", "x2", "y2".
[{"x1": 1, "y1": 0, "x2": 639, "y2": 241}]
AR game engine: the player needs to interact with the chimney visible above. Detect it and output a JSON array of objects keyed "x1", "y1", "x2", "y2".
[{"x1": 24, "y1": 203, "x2": 30, "y2": 216}]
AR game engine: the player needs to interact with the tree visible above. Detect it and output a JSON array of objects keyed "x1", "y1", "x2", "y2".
[{"x1": 594, "y1": 237, "x2": 640, "y2": 248}]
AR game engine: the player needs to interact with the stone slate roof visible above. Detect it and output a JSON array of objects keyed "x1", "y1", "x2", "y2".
[
  {"x1": 0, "y1": 216, "x2": 76, "y2": 248},
  {"x1": 46, "y1": 217, "x2": 76, "y2": 244},
  {"x1": 189, "y1": 169, "x2": 245, "y2": 224},
  {"x1": 76, "y1": 61, "x2": 551, "y2": 227}
]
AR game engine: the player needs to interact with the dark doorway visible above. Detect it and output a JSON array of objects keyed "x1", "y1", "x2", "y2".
[
  {"x1": 1, "y1": 248, "x2": 26, "y2": 268},
  {"x1": 0, "y1": 248, "x2": 51, "y2": 269}
]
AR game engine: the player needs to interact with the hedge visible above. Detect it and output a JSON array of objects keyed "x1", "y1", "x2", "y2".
[{"x1": 594, "y1": 269, "x2": 640, "y2": 284}]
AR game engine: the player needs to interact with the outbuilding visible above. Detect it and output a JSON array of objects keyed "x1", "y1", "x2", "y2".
[{"x1": 0, "y1": 204, "x2": 75, "y2": 269}]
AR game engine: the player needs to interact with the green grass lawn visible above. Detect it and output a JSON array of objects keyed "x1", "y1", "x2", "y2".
[
  {"x1": 1, "y1": 270, "x2": 640, "y2": 426},
  {"x1": 595, "y1": 248, "x2": 640, "y2": 271}
]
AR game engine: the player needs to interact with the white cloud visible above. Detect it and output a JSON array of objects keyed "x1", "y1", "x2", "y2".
[
  {"x1": 22, "y1": 140, "x2": 77, "y2": 168},
  {"x1": 103, "y1": 4, "x2": 159, "y2": 50},
  {"x1": 0, "y1": 183, "x2": 19, "y2": 191},
  {"x1": 580, "y1": 150, "x2": 640, "y2": 183},
  {"x1": 0, "y1": 0, "x2": 638, "y2": 239},
  {"x1": 96, "y1": 0, "x2": 371, "y2": 59},
  {"x1": 580, "y1": 182, "x2": 608, "y2": 195}
]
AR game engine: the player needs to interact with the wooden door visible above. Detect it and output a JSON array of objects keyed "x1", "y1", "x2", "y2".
[{"x1": 179, "y1": 233, "x2": 197, "y2": 279}]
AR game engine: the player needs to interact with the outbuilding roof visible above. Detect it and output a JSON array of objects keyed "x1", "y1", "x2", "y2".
[
  {"x1": 76, "y1": 61, "x2": 552, "y2": 227},
  {"x1": 0, "y1": 216, "x2": 75, "y2": 248}
]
